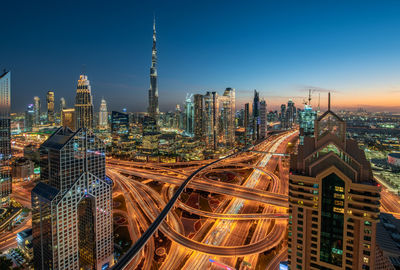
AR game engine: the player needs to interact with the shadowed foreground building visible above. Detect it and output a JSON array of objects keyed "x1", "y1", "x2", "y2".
[
  {"x1": 31, "y1": 127, "x2": 113, "y2": 270},
  {"x1": 0, "y1": 71, "x2": 12, "y2": 203},
  {"x1": 289, "y1": 96, "x2": 380, "y2": 270}
]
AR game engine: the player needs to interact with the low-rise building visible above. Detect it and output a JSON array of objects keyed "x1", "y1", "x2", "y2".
[
  {"x1": 17, "y1": 228, "x2": 33, "y2": 260},
  {"x1": 12, "y1": 158, "x2": 34, "y2": 182}
]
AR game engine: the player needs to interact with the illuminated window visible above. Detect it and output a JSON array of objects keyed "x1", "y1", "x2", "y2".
[{"x1": 363, "y1": 257, "x2": 369, "y2": 263}]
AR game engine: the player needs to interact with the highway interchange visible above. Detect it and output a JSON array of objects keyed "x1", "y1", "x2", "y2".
[{"x1": 7, "y1": 131, "x2": 400, "y2": 269}]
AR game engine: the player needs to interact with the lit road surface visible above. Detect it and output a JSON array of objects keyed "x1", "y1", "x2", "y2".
[{"x1": 182, "y1": 132, "x2": 295, "y2": 270}]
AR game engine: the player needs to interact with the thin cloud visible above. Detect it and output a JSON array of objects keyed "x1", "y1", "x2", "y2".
[{"x1": 298, "y1": 85, "x2": 340, "y2": 93}]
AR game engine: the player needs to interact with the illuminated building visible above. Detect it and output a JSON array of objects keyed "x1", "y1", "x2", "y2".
[
  {"x1": 194, "y1": 94, "x2": 204, "y2": 140},
  {"x1": 75, "y1": 75, "x2": 94, "y2": 130},
  {"x1": 252, "y1": 90, "x2": 260, "y2": 141},
  {"x1": 286, "y1": 99, "x2": 295, "y2": 128},
  {"x1": 244, "y1": 103, "x2": 250, "y2": 145},
  {"x1": 299, "y1": 104, "x2": 317, "y2": 145},
  {"x1": 60, "y1": 97, "x2": 66, "y2": 112},
  {"x1": 32, "y1": 127, "x2": 113, "y2": 270},
  {"x1": 204, "y1": 91, "x2": 218, "y2": 150},
  {"x1": 111, "y1": 111, "x2": 130, "y2": 149},
  {"x1": 34, "y1": 96, "x2": 40, "y2": 126},
  {"x1": 61, "y1": 108, "x2": 76, "y2": 131},
  {"x1": 148, "y1": 18, "x2": 159, "y2": 121},
  {"x1": 46, "y1": 91, "x2": 55, "y2": 125},
  {"x1": 260, "y1": 100, "x2": 267, "y2": 139},
  {"x1": 12, "y1": 157, "x2": 34, "y2": 182},
  {"x1": 0, "y1": 71, "x2": 12, "y2": 202},
  {"x1": 17, "y1": 228, "x2": 33, "y2": 260},
  {"x1": 25, "y1": 104, "x2": 35, "y2": 131},
  {"x1": 220, "y1": 87, "x2": 235, "y2": 146},
  {"x1": 280, "y1": 104, "x2": 287, "y2": 128},
  {"x1": 185, "y1": 94, "x2": 194, "y2": 136},
  {"x1": 99, "y1": 98, "x2": 108, "y2": 130},
  {"x1": 289, "y1": 94, "x2": 380, "y2": 270},
  {"x1": 140, "y1": 116, "x2": 160, "y2": 155}
]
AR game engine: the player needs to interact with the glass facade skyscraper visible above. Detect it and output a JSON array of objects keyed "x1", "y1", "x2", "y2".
[
  {"x1": 148, "y1": 18, "x2": 159, "y2": 120},
  {"x1": 0, "y1": 71, "x2": 11, "y2": 202},
  {"x1": 47, "y1": 91, "x2": 55, "y2": 125},
  {"x1": 32, "y1": 127, "x2": 113, "y2": 270}
]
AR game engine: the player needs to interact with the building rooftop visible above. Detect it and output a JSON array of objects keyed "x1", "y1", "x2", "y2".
[
  {"x1": 31, "y1": 182, "x2": 59, "y2": 201},
  {"x1": 389, "y1": 153, "x2": 400, "y2": 159},
  {"x1": 17, "y1": 228, "x2": 32, "y2": 239},
  {"x1": 377, "y1": 213, "x2": 400, "y2": 266},
  {"x1": 40, "y1": 127, "x2": 76, "y2": 150}
]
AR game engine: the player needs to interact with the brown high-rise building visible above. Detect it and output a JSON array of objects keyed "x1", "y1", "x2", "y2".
[
  {"x1": 61, "y1": 108, "x2": 76, "y2": 131},
  {"x1": 288, "y1": 94, "x2": 380, "y2": 270}
]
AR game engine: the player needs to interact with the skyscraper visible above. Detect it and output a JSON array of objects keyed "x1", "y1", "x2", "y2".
[
  {"x1": 60, "y1": 97, "x2": 66, "y2": 112},
  {"x1": 220, "y1": 88, "x2": 236, "y2": 146},
  {"x1": 185, "y1": 94, "x2": 194, "y2": 136},
  {"x1": 193, "y1": 94, "x2": 204, "y2": 140},
  {"x1": 75, "y1": 75, "x2": 94, "y2": 130},
  {"x1": 244, "y1": 103, "x2": 250, "y2": 145},
  {"x1": 0, "y1": 71, "x2": 12, "y2": 202},
  {"x1": 288, "y1": 94, "x2": 380, "y2": 270},
  {"x1": 148, "y1": 18, "x2": 159, "y2": 120},
  {"x1": 46, "y1": 91, "x2": 55, "y2": 125},
  {"x1": 32, "y1": 127, "x2": 113, "y2": 270},
  {"x1": 204, "y1": 91, "x2": 218, "y2": 150},
  {"x1": 111, "y1": 111, "x2": 130, "y2": 149},
  {"x1": 99, "y1": 98, "x2": 108, "y2": 130},
  {"x1": 61, "y1": 108, "x2": 76, "y2": 131},
  {"x1": 34, "y1": 96, "x2": 41, "y2": 126},
  {"x1": 25, "y1": 104, "x2": 35, "y2": 132},
  {"x1": 260, "y1": 100, "x2": 267, "y2": 139},
  {"x1": 252, "y1": 90, "x2": 260, "y2": 141},
  {"x1": 286, "y1": 99, "x2": 295, "y2": 128},
  {"x1": 280, "y1": 104, "x2": 286, "y2": 128}
]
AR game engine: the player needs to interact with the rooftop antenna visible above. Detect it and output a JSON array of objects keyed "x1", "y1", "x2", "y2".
[
  {"x1": 308, "y1": 89, "x2": 312, "y2": 105},
  {"x1": 328, "y1": 92, "x2": 331, "y2": 111}
]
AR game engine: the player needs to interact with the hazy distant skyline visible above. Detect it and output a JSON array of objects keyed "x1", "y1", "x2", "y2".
[{"x1": 2, "y1": 0, "x2": 400, "y2": 112}]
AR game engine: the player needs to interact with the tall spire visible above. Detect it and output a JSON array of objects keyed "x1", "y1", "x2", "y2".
[
  {"x1": 148, "y1": 16, "x2": 159, "y2": 120},
  {"x1": 328, "y1": 92, "x2": 331, "y2": 111}
]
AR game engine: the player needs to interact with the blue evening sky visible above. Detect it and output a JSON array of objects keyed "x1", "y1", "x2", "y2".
[{"x1": 2, "y1": 0, "x2": 400, "y2": 112}]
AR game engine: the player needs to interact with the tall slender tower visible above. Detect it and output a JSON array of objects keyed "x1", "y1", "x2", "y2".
[
  {"x1": 0, "y1": 71, "x2": 12, "y2": 202},
  {"x1": 148, "y1": 17, "x2": 159, "y2": 120},
  {"x1": 46, "y1": 91, "x2": 55, "y2": 125},
  {"x1": 75, "y1": 75, "x2": 94, "y2": 130},
  {"x1": 99, "y1": 98, "x2": 108, "y2": 130},
  {"x1": 33, "y1": 96, "x2": 40, "y2": 126},
  {"x1": 60, "y1": 97, "x2": 66, "y2": 112}
]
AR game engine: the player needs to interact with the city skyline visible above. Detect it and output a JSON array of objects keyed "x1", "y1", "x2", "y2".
[{"x1": 2, "y1": 1, "x2": 400, "y2": 113}]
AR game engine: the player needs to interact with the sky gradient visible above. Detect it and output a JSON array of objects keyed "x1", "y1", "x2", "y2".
[{"x1": 2, "y1": 0, "x2": 400, "y2": 112}]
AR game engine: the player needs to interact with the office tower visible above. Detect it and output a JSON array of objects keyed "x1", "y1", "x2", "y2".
[
  {"x1": 280, "y1": 104, "x2": 286, "y2": 128},
  {"x1": 204, "y1": 91, "x2": 218, "y2": 150},
  {"x1": 0, "y1": 71, "x2": 12, "y2": 202},
  {"x1": 141, "y1": 116, "x2": 160, "y2": 155},
  {"x1": 260, "y1": 100, "x2": 267, "y2": 139},
  {"x1": 286, "y1": 99, "x2": 295, "y2": 128},
  {"x1": 148, "y1": 18, "x2": 159, "y2": 120},
  {"x1": 288, "y1": 94, "x2": 380, "y2": 270},
  {"x1": 252, "y1": 90, "x2": 260, "y2": 141},
  {"x1": 111, "y1": 111, "x2": 129, "y2": 149},
  {"x1": 60, "y1": 97, "x2": 66, "y2": 112},
  {"x1": 220, "y1": 87, "x2": 235, "y2": 146},
  {"x1": 194, "y1": 94, "x2": 204, "y2": 140},
  {"x1": 185, "y1": 94, "x2": 194, "y2": 136},
  {"x1": 46, "y1": 91, "x2": 55, "y2": 124},
  {"x1": 244, "y1": 103, "x2": 250, "y2": 145},
  {"x1": 299, "y1": 104, "x2": 317, "y2": 145},
  {"x1": 99, "y1": 98, "x2": 108, "y2": 130},
  {"x1": 174, "y1": 104, "x2": 182, "y2": 129},
  {"x1": 32, "y1": 127, "x2": 113, "y2": 270},
  {"x1": 34, "y1": 96, "x2": 41, "y2": 126},
  {"x1": 75, "y1": 74, "x2": 94, "y2": 130},
  {"x1": 61, "y1": 108, "x2": 76, "y2": 131},
  {"x1": 25, "y1": 104, "x2": 35, "y2": 132}
]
